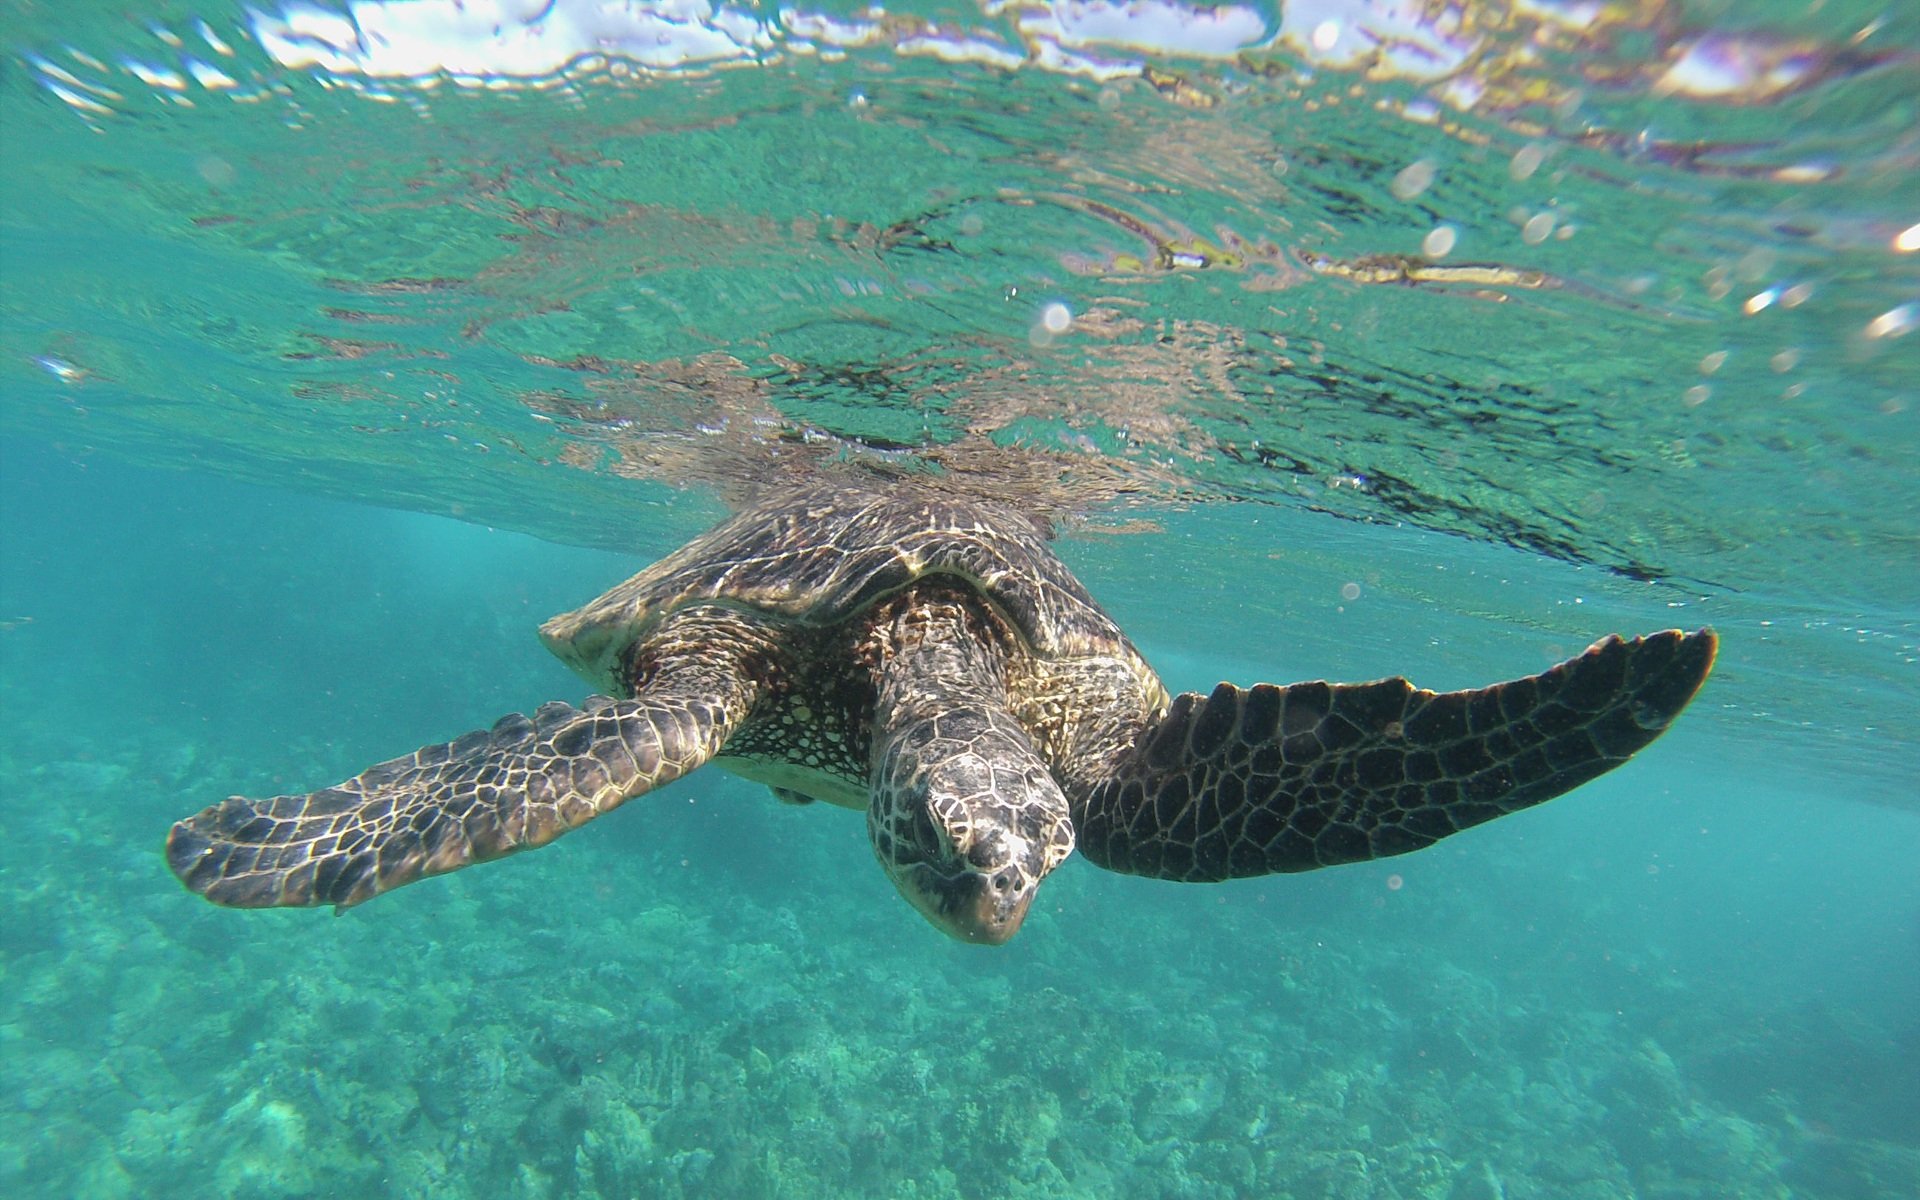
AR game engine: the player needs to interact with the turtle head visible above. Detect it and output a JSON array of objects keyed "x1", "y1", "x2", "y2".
[{"x1": 869, "y1": 731, "x2": 1075, "y2": 945}]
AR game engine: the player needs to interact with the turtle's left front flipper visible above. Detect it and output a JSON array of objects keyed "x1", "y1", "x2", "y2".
[
  {"x1": 168, "y1": 690, "x2": 748, "y2": 911},
  {"x1": 1074, "y1": 629, "x2": 1717, "y2": 881}
]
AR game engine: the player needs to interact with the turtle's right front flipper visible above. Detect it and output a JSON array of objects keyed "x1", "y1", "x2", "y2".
[{"x1": 168, "y1": 689, "x2": 749, "y2": 911}]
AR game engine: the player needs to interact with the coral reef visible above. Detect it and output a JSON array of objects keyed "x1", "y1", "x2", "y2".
[{"x1": 2, "y1": 704, "x2": 1913, "y2": 1199}]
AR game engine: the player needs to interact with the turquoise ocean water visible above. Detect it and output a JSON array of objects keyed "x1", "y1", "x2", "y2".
[{"x1": 3, "y1": 1, "x2": 1917, "y2": 1197}]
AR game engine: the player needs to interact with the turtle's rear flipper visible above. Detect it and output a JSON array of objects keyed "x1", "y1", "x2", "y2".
[
  {"x1": 1075, "y1": 629, "x2": 1717, "y2": 881},
  {"x1": 168, "y1": 691, "x2": 746, "y2": 910}
]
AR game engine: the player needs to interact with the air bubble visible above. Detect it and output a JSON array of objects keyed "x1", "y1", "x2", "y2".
[
  {"x1": 1422, "y1": 225, "x2": 1456, "y2": 258},
  {"x1": 1340, "y1": 582, "x2": 1362, "y2": 601},
  {"x1": 1864, "y1": 304, "x2": 1916, "y2": 339},
  {"x1": 1391, "y1": 159, "x2": 1435, "y2": 201},
  {"x1": 1509, "y1": 143, "x2": 1545, "y2": 181},
  {"x1": 1736, "y1": 248, "x2": 1776, "y2": 283},
  {"x1": 196, "y1": 155, "x2": 235, "y2": 187},
  {"x1": 36, "y1": 355, "x2": 83, "y2": 382},
  {"x1": 1521, "y1": 212, "x2": 1555, "y2": 245}
]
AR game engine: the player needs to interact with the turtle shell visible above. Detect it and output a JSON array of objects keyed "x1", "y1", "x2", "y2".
[{"x1": 540, "y1": 484, "x2": 1135, "y2": 692}]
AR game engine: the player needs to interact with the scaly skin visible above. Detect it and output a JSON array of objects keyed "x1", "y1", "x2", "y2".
[
  {"x1": 1065, "y1": 630, "x2": 1720, "y2": 881},
  {"x1": 166, "y1": 484, "x2": 1718, "y2": 943},
  {"x1": 168, "y1": 667, "x2": 756, "y2": 909},
  {"x1": 866, "y1": 595, "x2": 1074, "y2": 944}
]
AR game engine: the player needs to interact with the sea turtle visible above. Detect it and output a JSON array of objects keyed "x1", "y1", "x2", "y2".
[{"x1": 167, "y1": 484, "x2": 1717, "y2": 943}]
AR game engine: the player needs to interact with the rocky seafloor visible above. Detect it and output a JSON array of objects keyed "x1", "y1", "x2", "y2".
[{"x1": 3, "y1": 708, "x2": 1914, "y2": 1200}]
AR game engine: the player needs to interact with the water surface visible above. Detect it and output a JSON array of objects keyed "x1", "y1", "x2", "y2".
[{"x1": 2, "y1": 1, "x2": 1917, "y2": 1196}]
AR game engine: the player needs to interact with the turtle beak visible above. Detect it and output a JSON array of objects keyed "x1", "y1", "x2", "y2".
[
  {"x1": 955, "y1": 876, "x2": 1038, "y2": 944},
  {"x1": 895, "y1": 862, "x2": 1039, "y2": 945}
]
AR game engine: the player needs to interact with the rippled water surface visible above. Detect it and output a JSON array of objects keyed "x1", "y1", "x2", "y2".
[{"x1": 3, "y1": 1, "x2": 1917, "y2": 1197}]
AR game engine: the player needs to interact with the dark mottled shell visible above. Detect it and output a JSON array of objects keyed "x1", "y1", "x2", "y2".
[{"x1": 541, "y1": 485, "x2": 1135, "y2": 690}]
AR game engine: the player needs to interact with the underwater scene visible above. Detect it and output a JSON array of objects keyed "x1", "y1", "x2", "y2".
[{"x1": 2, "y1": 1, "x2": 1917, "y2": 1197}]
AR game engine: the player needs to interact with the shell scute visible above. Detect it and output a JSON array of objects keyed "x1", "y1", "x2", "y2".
[{"x1": 539, "y1": 485, "x2": 1139, "y2": 692}]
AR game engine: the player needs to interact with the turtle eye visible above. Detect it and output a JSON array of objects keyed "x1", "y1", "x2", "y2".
[{"x1": 908, "y1": 807, "x2": 943, "y2": 858}]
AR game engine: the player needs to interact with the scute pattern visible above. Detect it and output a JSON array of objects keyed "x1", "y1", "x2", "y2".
[
  {"x1": 168, "y1": 684, "x2": 753, "y2": 910},
  {"x1": 1073, "y1": 630, "x2": 1718, "y2": 882},
  {"x1": 865, "y1": 596, "x2": 1075, "y2": 942},
  {"x1": 540, "y1": 485, "x2": 1135, "y2": 692},
  {"x1": 163, "y1": 480, "x2": 1717, "y2": 944}
]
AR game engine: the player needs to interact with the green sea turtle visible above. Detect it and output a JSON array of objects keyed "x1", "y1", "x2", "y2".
[{"x1": 167, "y1": 484, "x2": 1717, "y2": 943}]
